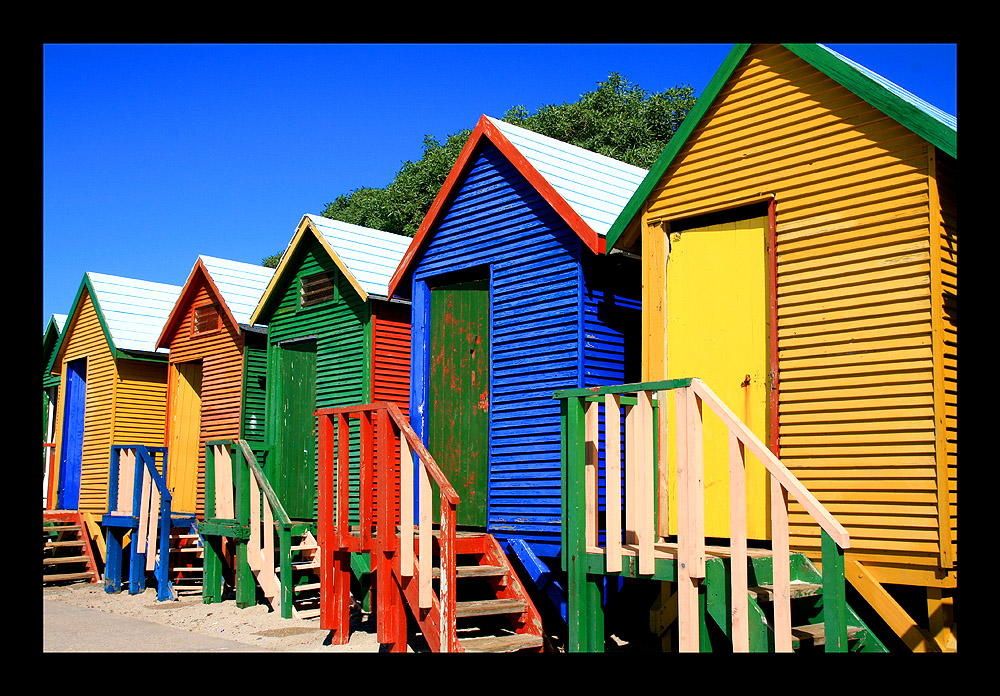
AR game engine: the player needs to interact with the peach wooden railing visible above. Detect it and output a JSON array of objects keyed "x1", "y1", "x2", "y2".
[
  {"x1": 557, "y1": 378, "x2": 851, "y2": 653},
  {"x1": 316, "y1": 402, "x2": 461, "y2": 652}
]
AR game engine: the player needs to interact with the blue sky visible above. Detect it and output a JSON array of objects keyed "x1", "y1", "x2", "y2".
[{"x1": 42, "y1": 43, "x2": 957, "y2": 331}]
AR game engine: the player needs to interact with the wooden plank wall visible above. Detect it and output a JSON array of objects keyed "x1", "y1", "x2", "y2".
[
  {"x1": 263, "y1": 235, "x2": 367, "y2": 523},
  {"x1": 411, "y1": 142, "x2": 586, "y2": 557},
  {"x1": 638, "y1": 44, "x2": 950, "y2": 584},
  {"x1": 162, "y1": 282, "x2": 245, "y2": 516},
  {"x1": 372, "y1": 300, "x2": 412, "y2": 526},
  {"x1": 52, "y1": 290, "x2": 117, "y2": 515}
]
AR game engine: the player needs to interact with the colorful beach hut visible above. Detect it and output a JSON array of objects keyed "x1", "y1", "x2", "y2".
[
  {"x1": 43, "y1": 313, "x2": 67, "y2": 509},
  {"x1": 203, "y1": 214, "x2": 411, "y2": 618},
  {"x1": 44, "y1": 273, "x2": 181, "y2": 586},
  {"x1": 603, "y1": 43, "x2": 957, "y2": 651},
  {"x1": 386, "y1": 115, "x2": 648, "y2": 612},
  {"x1": 99, "y1": 256, "x2": 275, "y2": 601},
  {"x1": 154, "y1": 255, "x2": 275, "y2": 516}
]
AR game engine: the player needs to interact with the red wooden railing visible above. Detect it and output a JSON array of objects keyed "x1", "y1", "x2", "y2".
[
  {"x1": 316, "y1": 402, "x2": 461, "y2": 652},
  {"x1": 43, "y1": 442, "x2": 57, "y2": 510}
]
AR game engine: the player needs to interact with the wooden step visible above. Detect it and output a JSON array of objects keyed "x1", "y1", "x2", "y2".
[
  {"x1": 791, "y1": 623, "x2": 862, "y2": 649},
  {"x1": 459, "y1": 633, "x2": 545, "y2": 653},
  {"x1": 44, "y1": 555, "x2": 90, "y2": 565},
  {"x1": 455, "y1": 598, "x2": 527, "y2": 618},
  {"x1": 294, "y1": 582, "x2": 321, "y2": 593},
  {"x1": 750, "y1": 581, "x2": 822, "y2": 601},
  {"x1": 43, "y1": 571, "x2": 95, "y2": 582},
  {"x1": 44, "y1": 540, "x2": 86, "y2": 548},
  {"x1": 42, "y1": 524, "x2": 81, "y2": 533},
  {"x1": 432, "y1": 564, "x2": 507, "y2": 579}
]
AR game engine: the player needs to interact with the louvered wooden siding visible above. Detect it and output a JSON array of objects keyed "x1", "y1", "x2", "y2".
[
  {"x1": 371, "y1": 300, "x2": 411, "y2": 525},
  {"x1": 51, "y1": 289, "x2": 169, "y2": 515},
  {"x1": 241, "y1": 330, "x2": 268, "y2": 445},
  {"x1": 263, "y1": 234, "x2": 368, "y2": 523},
  {"x1": 410, "y1": 142, "x2": 639, "y2": 557},
  {"x1": 160, "y1": 283, "x2": 246, "y2": 517},
  {"x1": 52, "y1": 290, "x2": 117, "y2": 515},
  {"x1": 636, "y1": 44, "x2": 956, "y2": 585}
]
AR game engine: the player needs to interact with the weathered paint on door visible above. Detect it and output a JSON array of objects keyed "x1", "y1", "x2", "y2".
[
  {"x1": 167, "y1": 361, "x2": 202, "y2": 513},
  {"x1": 428, "y1": 278, "x2": 490, "y2": 527},
  {"x1": 58, "y1": 358, "x2": 86, "y2": 510},
  {"x1": 665, "y1": 215, "x2": 770, "y2": 539},
  {"x1": 275, "y1": 340, "x2": 317, "y2": 521}
]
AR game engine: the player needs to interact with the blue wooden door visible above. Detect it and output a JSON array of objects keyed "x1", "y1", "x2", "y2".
[{"x1": 58, "y1": 358, "x2": 86, "y2": 510}]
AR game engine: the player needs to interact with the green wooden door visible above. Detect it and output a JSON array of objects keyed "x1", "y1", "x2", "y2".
[
  {"x1": 428, "y1": 278, "x2": 490, "y2": 527},
  {"x1": 274, "y1": 340, "x2": 317, "y2": 521}
]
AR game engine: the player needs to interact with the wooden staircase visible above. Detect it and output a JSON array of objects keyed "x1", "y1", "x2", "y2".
[
  {"x1": 249, "y1": 521, "x2": 322, "y2": 620},
  {"x1": 283, "y1": 529, "x2": 322, "y2": 620},
  {"x1": 404, "y1": 531, "x2": 545, "y2": 652},
  {"x1": 165, "y1": 521, "x2": 205, "y2": 598},
  {"x1": 700, "y1": 546, "x2": 885, "y2": 652},
  {"x1": 43, "y1": 510, "x2": 101, "y2": 585},
  {"x1": 316, "y1": 403, "x2": 550, "y2": 652}
]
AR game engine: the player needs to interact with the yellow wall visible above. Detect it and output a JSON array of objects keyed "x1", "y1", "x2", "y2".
[
  {"x1": 52, "y1": 288, "x2": 169, "y2": 516},
  {"x1": 52, "y1": 290, "x2": 116, "y2": 515},
  {"x1": 636, "y1": 44, "x2": 954, "y2": 586}
]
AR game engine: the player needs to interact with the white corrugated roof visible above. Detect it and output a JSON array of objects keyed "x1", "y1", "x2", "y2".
[
  {"x1": 303, "y1": 214, "x2": 412, "y2": 298},
  {"x1": 87, "y1": 272, "x2": 182, "y2": 353},
  {"x1": 198, "y1": 255, "x2": 276, "y2": 326},
  {"x1": 818, "y1": 44, "x2": 957, "y2": 131},
  {"x1": 486, "y1": 116, "x2": 649, "y2": 238}
]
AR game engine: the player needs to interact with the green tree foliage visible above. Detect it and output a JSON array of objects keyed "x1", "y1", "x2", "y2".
[{"x1": 263, "y1": 72, "x2": 696, "y2": 262}]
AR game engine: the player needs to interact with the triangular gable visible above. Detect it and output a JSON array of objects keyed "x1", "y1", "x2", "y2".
[
  {"x1": 43, "y1": 313, "x2": 67, "y2": 376},
  {"x1": 52, "y1": 272, "x2": 182, "y2": 368},
  {"x1": 605, "y1": 43, "x2": 958, "y2": 251},
  {"x1": 250, "y1": 214, "x2": 411, "y2": 326},
  {"x1": 156, "y1": 256, "x2": 275, "y2": 350},
  {"x1": 387, "y1": 115, "x2": 648, "y2": 299}
]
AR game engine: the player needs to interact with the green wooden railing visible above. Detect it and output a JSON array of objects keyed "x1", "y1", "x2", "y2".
[
  {"x1": 201, "y1": 439, "x2": 312, "y2": 618},
  {"x1": 556, "y1": 378, "x2": 851, "y2": 653}
]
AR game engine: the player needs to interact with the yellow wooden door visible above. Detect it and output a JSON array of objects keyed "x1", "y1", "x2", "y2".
[
  {"x1": 665, "y1": 216, "x2": 770, "y2": 540},
  {"x1": 167, "y1": 361, "x2": 202, "y2": 514}
]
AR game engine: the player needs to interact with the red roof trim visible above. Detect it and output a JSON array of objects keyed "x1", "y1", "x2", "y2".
[
  {"x1": 387, "y1": 115, "x2": 603, "y2": 299},
  {"x1": 155, "y1": 258, "x2": 239, "y2": 350}
]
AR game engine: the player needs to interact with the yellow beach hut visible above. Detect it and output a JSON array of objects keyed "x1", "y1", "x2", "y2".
[
  {"x1": 46, "y1": 272, "x2": 182, "y2": 567},
  {"x1": 605, "y1": 43, "x2": 956, "y2": 651}
]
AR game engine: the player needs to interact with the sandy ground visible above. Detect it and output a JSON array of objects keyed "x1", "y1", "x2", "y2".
[{"x1": 42, "y1": 581, "x2": 402, "y2": 652}]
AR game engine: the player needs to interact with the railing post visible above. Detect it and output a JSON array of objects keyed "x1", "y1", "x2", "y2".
[
  {"x1": 584, "y1": 399, "x2": 599, "y2": 552},
  {"x1": 439, "y1": 497, "x2": 458, "y2": 653},
  {"x1": 234, "y1": 444, "x2": 255, "y2": 609},
  {"x1": 728, "y1": 430, "x2": 749, "y2": 652},
  {"x1": 770, "y1": 476, "x2": 792, "y2": 652},
  {"x1": 604, "y1": 393, "x2": 622, "y2": 573},
  {"x1": 637, "y1": 389, "x2": 655, "y2": 576},
  {"x1": 563, "y1": 395, "x2": 603, "y2": 652},
  {"x1": 821, "y1": 530, "x2": 848, "y2": 652}
]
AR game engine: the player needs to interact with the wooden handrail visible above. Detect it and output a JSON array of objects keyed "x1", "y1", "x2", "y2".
[
  {"x1": 557, "y1": 378, "x2": 851, "y2": 653},
  {"x1": 237, "y1": 439, "x2": 291, "y2": 526},
  {"x1": 688, "y1": 378, "x2": 850, "y2": 548}
]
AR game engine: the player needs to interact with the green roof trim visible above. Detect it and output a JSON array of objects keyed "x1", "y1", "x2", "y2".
[
  {"x1": 784, "y1": 43, "x2": 957, "y2": 159},
  {"x1": 49, "y1": 274, "x2": 168, "y2": 370},
  {"x1": 605, "y1": 44, "x2": 751, "y2": 250},
  {"x1": 606, "y1": 43, "x2": 957, "y2": 251}
]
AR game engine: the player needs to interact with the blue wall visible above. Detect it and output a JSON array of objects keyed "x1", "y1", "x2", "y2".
[{"x1": 410, "y1": 142, "x2": 640, "y2": 558}]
